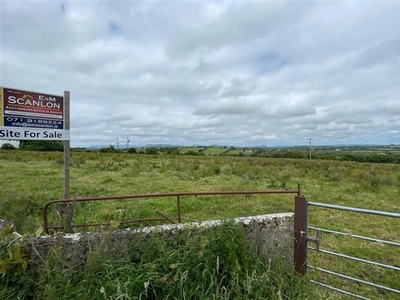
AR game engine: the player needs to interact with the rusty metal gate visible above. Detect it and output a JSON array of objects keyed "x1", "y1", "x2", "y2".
[
  {"x1": 294, "y1": 196, "x2": 400, "y2": 299},
  {"x1": 43, "y1": 188, "x2": 301, "y2": 234}
]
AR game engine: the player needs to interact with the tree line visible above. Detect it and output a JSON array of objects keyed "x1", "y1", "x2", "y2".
[{"x1": 2, "y1": 142, "x2": 400, "y2": 165}]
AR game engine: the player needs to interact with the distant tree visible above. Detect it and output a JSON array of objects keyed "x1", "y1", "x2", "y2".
[
  {"x1": 166, "y1": 149, "x2": 179, "y2": 155},
  {"x1": 282, "y1": 150, "x2": 307, "y2": 159},
  {"x1": 1, "y1": 143, "x2": 16, "y2": 150},
  {"x1": 250, "y1": 148, "x2": 264, "y2": 157},
  {"x1": 127, "y1": 147, "x2": 137, "y2": 154},
  {"x1": 185, "y1": 150, "x2": 198, "y2": 156},
  {"x1": 99, "y1": 145, "x2": 121, "y2": 153},
  {"x1": 158, "y1": 147, "x2": 179, "y2": 155},
  {"x1": 19, "y1": 140, "x2": 63, "y2": 151},
  {"x1": 145, "y1": 147, "x2": 158, "y2": 155}
]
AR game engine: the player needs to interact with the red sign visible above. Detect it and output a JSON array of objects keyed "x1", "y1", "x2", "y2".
[{"x1": 3, "y1": 88, "x2": 63, "y2": 121}]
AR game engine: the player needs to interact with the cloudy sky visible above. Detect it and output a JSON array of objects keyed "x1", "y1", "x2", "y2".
[{"x1": 1, "y1": 0, "x2": 400, "y2": 147}]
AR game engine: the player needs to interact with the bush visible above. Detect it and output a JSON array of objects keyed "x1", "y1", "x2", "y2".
[
  {"x1": 99, "y1": 145, "x2": 121, "y2": 153},
  {"x1": 127, "y1": 147, "x2": 137, "y2": 154},
  {"x1": 19, "y1": 141, "x2": 63, "y2": 152},
  {"x1": 1, "y1": 143, "x2": 16, "y2": 150},
  {"x1": 145, "y1": 147, "x2": 159, "y2": 155}
]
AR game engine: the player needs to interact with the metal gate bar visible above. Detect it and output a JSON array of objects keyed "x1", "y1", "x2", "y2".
[
  {"x1": 310, "y1": 280, "x2": 371, "y2": 300},
  {"x1": 309, "y1": 265, "x2": 400, "y2": 296},
  {"x1": 309, "y1": 226, "x2": 400, "y2": 247},
  {"x1": 308, "y1": 247, "x2": 400, "y2": 272},
  {"x1": 308, "y1": 201, "x2": 400, "y2": 219}
]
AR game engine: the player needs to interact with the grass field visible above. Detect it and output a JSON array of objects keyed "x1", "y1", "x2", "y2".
[
  {"x1": 225, "y1": 149, "x2": 246, "y2": 155},
  {"x1": 1, "y1": 150, "x2": 399, "y2": 298},
  {"x1": 178, "y1": 147, "x2": 204, "y2": 154},
  {"x1": 201, "y1": 147, "x2": 229, "y2": 155}
]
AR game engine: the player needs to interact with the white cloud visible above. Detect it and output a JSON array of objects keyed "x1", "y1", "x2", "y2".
[{"x1": 1, "y1": 0, "x2": 400, "y2": 147}]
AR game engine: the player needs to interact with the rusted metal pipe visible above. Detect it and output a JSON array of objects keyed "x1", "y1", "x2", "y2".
[
  {"x1": 176, "y1": 195, "x2": 182, "y2": 223},
  {"x1": 155, "y1": 211, "x2": 176, "y2": 224}
]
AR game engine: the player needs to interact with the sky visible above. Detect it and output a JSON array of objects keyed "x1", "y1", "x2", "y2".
[{"x1": 1, "y1": 0, "x2": 400, "y2": 148}]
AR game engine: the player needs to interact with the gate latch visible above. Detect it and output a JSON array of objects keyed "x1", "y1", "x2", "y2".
[{"x1": 307, "y1": 229, "x2": 321, "y2": 251}]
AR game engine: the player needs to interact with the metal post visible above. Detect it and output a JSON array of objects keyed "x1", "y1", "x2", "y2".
[
  {"x1": 43, "y1": 202, "x2": 50, "y2": 234},
  {"x1": 61, "y1": 90, "x2": 74, "y2": 232},
  {"x1": 177, "y1": 195, "x2": 181, "y2": 223},
  {"x1": 294, "y1": 195, "x2": 308, "y2": 275}
]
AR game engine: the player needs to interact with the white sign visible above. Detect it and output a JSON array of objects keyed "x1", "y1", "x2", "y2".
[{"x1": 0, "y1": 127, "x2": 70, "y2": 141}]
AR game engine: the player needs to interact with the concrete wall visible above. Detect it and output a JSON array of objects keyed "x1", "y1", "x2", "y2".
[{"x1": 23, "y1": 212, "x2": 294, "y2": 270}]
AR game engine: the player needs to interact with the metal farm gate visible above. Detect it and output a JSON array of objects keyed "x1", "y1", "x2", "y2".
[
  {"x1": 294, "y1": 195, "x2": 400, "y2": 299},
  {"x1": 43, "y1": 188, "x2": 301, "y2": 234}
]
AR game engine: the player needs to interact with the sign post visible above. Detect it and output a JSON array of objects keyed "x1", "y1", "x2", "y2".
[
  {"x1": 0, "y1": 88, "x2": 3, "y2": 126},
  {"x1": 61, "y1": 91, "x2": 74, "y2": 231},
  {"x1": 64, "y1": 91, "x2": 70, "y2": 200}
]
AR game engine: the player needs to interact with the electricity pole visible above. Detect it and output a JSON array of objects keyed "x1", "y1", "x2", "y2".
[
  {"x1": 116, "y1": 138, "x2": 119, "y2": 150},
  {"x1": 309, "y1": 138, "x2": 312, "y2": 160},
  {"x1": 126, "y1": 137, "x2": 130, "y2": 151}
]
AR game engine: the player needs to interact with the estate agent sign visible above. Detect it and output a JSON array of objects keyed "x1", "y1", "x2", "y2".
[
  {"x1": 1, "y1": 87, "x2": 72, "y2": 214},
  {"x1": 0, "y1": 87, "x2": 70, "y2": 140}
]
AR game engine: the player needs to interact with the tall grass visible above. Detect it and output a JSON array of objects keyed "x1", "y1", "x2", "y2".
[
  {"x1": 1, "y1": 223, "x2": 311, "y2": 299},
  {"x1": 1, "y1": 151, "x2": 399, "y2": 235}
]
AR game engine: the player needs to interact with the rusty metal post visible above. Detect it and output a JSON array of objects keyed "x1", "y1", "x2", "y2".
[
  {"x1": 43, "y1": 202, "x2": 50, "y2": 234},
  {"x1": 177, "y1": 195, "x2": 181, "y2": 223},
  {"x1": 294, "y1": 195, "x2": 308, "y2": 275}
]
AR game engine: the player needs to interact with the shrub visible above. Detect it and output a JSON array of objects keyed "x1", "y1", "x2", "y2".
[
  {"x1": 99, "y1": 145, "x2": 121, "y2": 153},
  {"x1": 127, "y1": 147, "x2": 137, "y2": 154},
  {"x1": 1, "y1": 143, "x2": 16, "y2": 150},
  {"x1": 19, "y1": 141, "x2": 63, "y2": 152}
]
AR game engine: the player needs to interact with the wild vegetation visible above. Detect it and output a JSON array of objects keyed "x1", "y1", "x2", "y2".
[
  {"x1": 0, "y1": 150, "x2": 399, "y2": 298},
  {"x1": 1, "y1": 223, "x2": 314, "y2": 300}
]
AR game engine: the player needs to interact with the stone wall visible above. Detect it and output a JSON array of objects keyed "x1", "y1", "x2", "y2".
[{"x1": 23, "y1": 212, "x2": 294, "y2": 270}]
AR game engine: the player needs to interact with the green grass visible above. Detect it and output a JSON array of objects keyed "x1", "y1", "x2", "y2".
[
  {"x1": 225, "y1": 149, "x2": 246, "y2": 155},
  {"x1": 202, "y1": 147, "x2": 229, "y2": 155},
  {"x1": 1, "y1": 150, "x2": 400, "y2": 298},
  {"x1": 1, "y1": 223, "x2": 313, "y2": 299}
]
